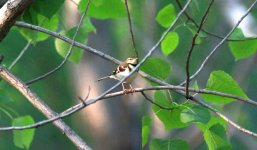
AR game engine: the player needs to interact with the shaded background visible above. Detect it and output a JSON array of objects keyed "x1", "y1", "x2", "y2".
[{"x1": 0, "y1": 0, "x2": 257, "y2": 149}]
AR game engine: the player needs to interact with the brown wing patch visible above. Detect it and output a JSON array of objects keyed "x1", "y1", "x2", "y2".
[{"x1": 112, "y1": 65, "x2": 126, "y2": 74}]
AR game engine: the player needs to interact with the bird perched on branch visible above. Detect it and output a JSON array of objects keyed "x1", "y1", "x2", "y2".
[{"x1": 97, "y1": 57, "x2": 138, "y2": 94}]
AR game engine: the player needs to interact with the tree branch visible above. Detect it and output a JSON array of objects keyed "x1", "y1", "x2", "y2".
[
  {"x1": 185, "y1": 0, "x2": 214, "y2": 98},
  {"x1": 0, "y1": 0, "x2": 32, "y2": 41},
  {"x1": 0, "y1": 66, "x2": 92, "y2": 149},
  {"x1": 25, "y1": 0, "x2": 91, "y2": 85},
  {"x1": 9, "y1": 39, "x2": 32, "y2": 70},
  {"x1": 180, "y1": 0, "x2": 257, "y2": 86},
  {"x1": 124, "y1": 0, "x2": 138, "y2": 58},
  {"x1": 1, "y1": 85, "x2": 256, "y2": 133}
]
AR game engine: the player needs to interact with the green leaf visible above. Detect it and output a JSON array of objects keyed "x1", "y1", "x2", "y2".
[
  {"x1": 19, "y1": 10, "x2": 59, "y2": 42},
  {"x1": 197, "y1": 116, "x2": 227, "y2": 132},
  {"x1": 55, "y1": 26, "x2": 89, "y2": 64},
  {"x1": 13, "y1": 116, "x2": 35, "y2": 150},
  {"x1": 203, "y1": 124, "x2": 231, "y2": 150},
  {"x1": 156, "y1": 4, "x2": 177, "y2": 28},
  {"x1": 152, "y1": 91, "x2": 188, "y2": 130},
  {"x1": 228, "y1": 28, "x2": 257, "y2": 60},
  {"x1": 201, "y1": 70, "x2": 248, "y2": 104},
  {"x1": 229, "y1": 28, "x2": 244, "y2": 39},
  {"x1": 140, "y1": 58, "x2": 171, "y2": 80},
  {"x1": 185, "y1": 23, "x2": 207, "y2": 44},
  {"x1": 161, "y1": 31, "x2": 179, "y2": 56},
  {"x1": 180, "y1": 105, "x2": 210, "y2": 124},
  {"x1": 150, "y1": 139, "x2": 189, "y2": 150},
  {"x1": 79, "y1": 0, "x2": 126, "y2": 19},
  {"x1": 142, "y1": 116, "x2": 151, "y2": 147},
  {"x1": 83, "y1": 18, "x2": 97, "y2": 33},
  {"x1": 29, "y1": 0, "x2": 64, "y2": 19}
]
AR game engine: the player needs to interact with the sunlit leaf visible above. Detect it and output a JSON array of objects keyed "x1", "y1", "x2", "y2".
[
  {"x1": 204, "y1": 124, "x2": 231, "y2": 150},
  {"x1": 54, "y1": 18, "x2": 95, "y2": 64},
  {"x1": 79, "y1": 0, "x2": 126, "y2": 19},
  {"x1": 180, "y1": 105, "x2": 210, "y2": 124},
  {"x1": 140, "y1": 58, "x2": 171, "y2": 81},
  {"x1": 197, "y1": 116, "x2": 227, "y2": 132},
  {"x1": 19, "y1": 10, "x2": 59, "y2": 42},
  {"x1": 156, "y1": 4, "x2": 177, "y2": 28},
  {"x1": 152, "y1": 91, "x2": 188, "y2": 130},
  {"x1": 13, "y1": 116, "x2": 35, "y2": 150},
  {"x1": 161, "y1": 31, "x2": 179, "y2": 56},
  {"x1": 201, "y1": 70, "x2": 248, "y2": 104},
  {"x1": 229, "y1": 28, "x2": 257, "y2": 60}
]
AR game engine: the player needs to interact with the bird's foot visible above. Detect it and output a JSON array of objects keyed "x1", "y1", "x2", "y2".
[{"x1": 122, "y1": 88, "x2": 135, "y2": 95}]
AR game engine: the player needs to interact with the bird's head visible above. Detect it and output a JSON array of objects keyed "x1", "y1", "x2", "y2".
[{"x1": 125, "y1": 57, "x2": 138, "y2": 65}]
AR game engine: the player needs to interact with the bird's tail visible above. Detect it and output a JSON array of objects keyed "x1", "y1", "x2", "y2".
[{"x1": 96, "y1": 76, "x2": 110, "y2": 82}]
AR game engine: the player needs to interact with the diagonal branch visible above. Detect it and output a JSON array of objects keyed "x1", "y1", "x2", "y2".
[
  {"x1": 9, "y1": 39, "x2": 32, "y2": 70},
  {"x1": 0, "y1": 66, "x2": 91, "y2": 150},
  {"x1": 25, "y1": 0, "x2": 91, "y2": 85}
]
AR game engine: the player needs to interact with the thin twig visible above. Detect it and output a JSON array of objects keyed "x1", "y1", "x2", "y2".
[
  {"x1": 180, "y1": 0, "x2": 257, "y2": 86},
  {"x1": 124, "y1": 0, "x2": 138, "y2": 58},
  {"x1": 25, "y1": 0, "x2": 91, "y2": 85},
  {"x1": 185, "y1": 0, "x2": 214, "y2": 98},
  {"x1": 8, "y1": 40, "x2": 32, "y2": 70}
]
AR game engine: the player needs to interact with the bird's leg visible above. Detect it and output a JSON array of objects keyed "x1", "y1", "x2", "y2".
[
  {"x1": 129, "y1": 84, "x2": 135, "y2": 94},
  {"x1": 122, "y1": 83, "x2": 129, "y2": 94}
]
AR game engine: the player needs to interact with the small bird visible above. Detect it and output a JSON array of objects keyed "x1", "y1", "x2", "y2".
[{"x1": 97, "y1": 57, "x2": 138, "y2": 93}]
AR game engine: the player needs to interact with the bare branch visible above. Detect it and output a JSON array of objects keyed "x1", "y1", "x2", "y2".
[
  {"x1": 25, "y1": 0, "x2": 91, "y2": 85},
  {"x1": 180, "y1": 0, "x2": 257, "y2": 86},
  {"x1": 191, "y1": 96, "x2": 257, "y2": 137},
  {"x1": 1, "y1": 85, "x2": 257, "y2": 138},
  {"x1": 0, "y1": 66, "x2": 91, "y2": 150},
  {"x1": 124, "y1": 0, "x2": 138, "y2": 58},
  {"x1": 185, "y1": 0, "x2": 214, "y2": 98},
  {"x1": 15, "y1": 21, "x2": 122, "y2": 65},
  {"x1": 8, "y1": 40, "x2": 32, "y2": 70},
  {"x1": 0, "y1": 0, "x2": 32, "y2": 41},
  {"x1": 145, "y1": 82, "x2": 257, "y2": 137}
]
